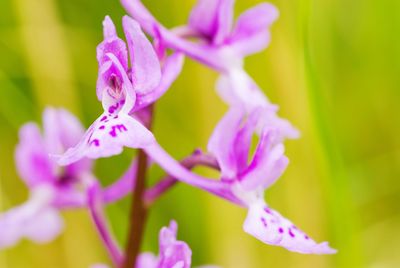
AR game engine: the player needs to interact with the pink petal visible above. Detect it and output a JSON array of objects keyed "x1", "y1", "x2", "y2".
[
  {"x1": 103, "y1": 15, "x2": 117, "y2": 39},
  {"x1": 15, "y1": 123, "x2": 56, "y2": 188},
  {"x1": 43, "y1": 107, "x2": 93, "y2": 177},
  {"x1": 156, "y1": 25, "x2": 229, "y2": 71},
  {"x1": 258, "y1": 107, "x2": 300, "y2": 141},
  {"x1": 43, "y1": 107, "x2": 86, "y2": 154},
  {"x1": 228, "y1": 3, "x2": 279, "y2": 56},
  {"x1": 23, "y1": 207, "x2": 64, "y2": 243},
  {"x1": 0, "y1": 187, "x2": 63, "y2": 249},
  {"x1": 188, "y1": 0, "x2": 234, "y2": 44},
  {"x1": 120, "y1": 0, "x2": 161, "y2": 37},
  {"x1": 207, "y1": 108, "x2": 244, "y2": 179},
  {"x1": 216, "y1": 70, "x2": 269, "y2": 113},
  {"x1": 158, "y1": 221, "x2": 192, "y2": 268},
  {"x1": 134, "y1": 52, "x2": 184, "y2": 111},
  {"x1": 97, "y1": 17, "x2": 128, "y2": 73},
  {"x1": 243, "y1": 200, "x2": 337, "y2": 254},
  {"x1": 57, "y1": 113, "x2": 154, "y2": 165},
  {"x1": 96, "y1": 17, "x2": 129, "y2": 100},
  {"x1": 99, "y1": 52, "x2": 136, "y2": 108},
  {"x1": 239, "y1": 130, "x2": 289, "y2": 191},
  {"x1": 123, "y1": 16, "x2": 161, "y2": 94},
  {"x1": 234, "y1": 109, "x2": 261, "y2": 174},
  {"x1": 136, "y1": 253, "x2": 158, "y2": 268}
]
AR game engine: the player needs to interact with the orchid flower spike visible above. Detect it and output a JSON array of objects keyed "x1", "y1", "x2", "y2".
[
  {"x1": 207, "y1": 108, "x2": 336, "y2": 254},
  {"x1": 0, "y1": 108, "x2": 92, "y2": 249},
  {"x1": 121, "y1": 0, "x2": 298, "y2": 136},
  {"x1": 57, "y1": 16, "x2": 183, "y2": 165}
]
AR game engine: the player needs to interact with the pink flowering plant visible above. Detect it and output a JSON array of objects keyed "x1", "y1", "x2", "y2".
[{"x1": 0, "y1": 0, "x2": 337, "y2": 267}]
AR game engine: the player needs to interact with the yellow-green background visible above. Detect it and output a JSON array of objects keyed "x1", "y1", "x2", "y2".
[{"x1": 1, "y1": 0, "x2": 399, "y2": 267}]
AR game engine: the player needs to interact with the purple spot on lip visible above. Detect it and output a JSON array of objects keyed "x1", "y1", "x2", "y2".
[
  {"x1": 288, "y1": 228, "x2": 295, "y2": 238},
  {"x1": 278, "y1": 228, "x2": 284, "y2": 233},
  {"x1": 304, "y1": 235, "x2": 309, "y2": 240},
  {"x1": 109, "y1": 124, "x2": 127, "y2": 137},
  {"x1": 99, "y1": 125, "x2": 105, "y2": 130},
  {"x1": 264, "y1": 207, "x2": 272, "y2": 214},
  {"x1": 100, "y1": 116, "x2": 107, "y2": 122},
  {"x1": 261, "y1": 217, "x2": 268, "y2": 227},
  {"x1": 90, "y1": 139, "x2": 100, "y2": 147},
  {"x1": 108, "y1": 103, "x2": 119, "y2": 114}
]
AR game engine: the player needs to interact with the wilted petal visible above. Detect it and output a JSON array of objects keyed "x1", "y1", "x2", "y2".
[
  {"x1": 15, "y1": 123, "x2": 56, "y2": 188},
  {"x1": 243, "y1": 199, "x2": 337, "y2": 254},
  {"x1": 189, "y1": 0, "x2": 234, "y2": 44},
  {"x1": 57, "y1": 113, "x2": 154, "y2": 165},
  {"x1": 123, "y1": 16, "x2": 161, "y2": 94},
  {"x1": 158, "y1": 221, "x2": 192, "y2": 268},
  {"x1": 228, "y1": 3, "x2": 279, "y2": 56},
  {"x1": 207, "y1": 108, "x2": 244, "y2": 179},
  {"x1": 239, "y1": 130, "x2": 289, "y2": 191}
]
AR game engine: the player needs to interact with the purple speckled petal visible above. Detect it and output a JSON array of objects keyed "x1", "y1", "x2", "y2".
[
  {"x1": 228, "y1": 3, "x2": 279, "y2": 56},
  {"x1": 123, "y1": 16, "x2": 161, "y2": 94},
  {"x1": 0, "y1": 186, "x2": 63, "y2": 249},
  {"x1": 239, "y1": 130, "x2": 289, "y2": 191},
  {"x1": 189, "y1": 0, "x2": 234, "y2": 44},
  {"x1": 57, "y1": 113, "x2": 154, "y2": 165},
  {"x1": 134, "y1": 52, "x2": 184, "y2": 111},
  {"x1": 15, "y1": 123, "x2": 56, "y2": 188},
  {"x1": 243, "y1": 199, "x2": 337, "y2": 254},
  {"x1": 207, "y1": 108, "x2": 244, "y2": 179},
  {"x1": 158, "y1": 221, "x2": 192, "y2": 268}
]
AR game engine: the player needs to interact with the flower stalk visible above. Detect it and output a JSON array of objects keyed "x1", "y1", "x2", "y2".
[{"x1": 123, "y1": 105, "x2": 154, "y2": 268}]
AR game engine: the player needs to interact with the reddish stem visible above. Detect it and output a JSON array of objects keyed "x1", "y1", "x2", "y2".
[{"x1": 122, "y1": 106, "x2": 154, "y2": 268}]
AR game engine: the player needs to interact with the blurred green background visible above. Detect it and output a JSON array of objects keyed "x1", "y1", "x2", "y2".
[{"x1": 1, "y1": 0, "x2": 399, "y2": 267}]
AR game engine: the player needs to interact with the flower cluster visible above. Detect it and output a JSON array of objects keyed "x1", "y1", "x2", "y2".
[{"x1": 0, "y1": 0, "x2": 336, "y2": 267}]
